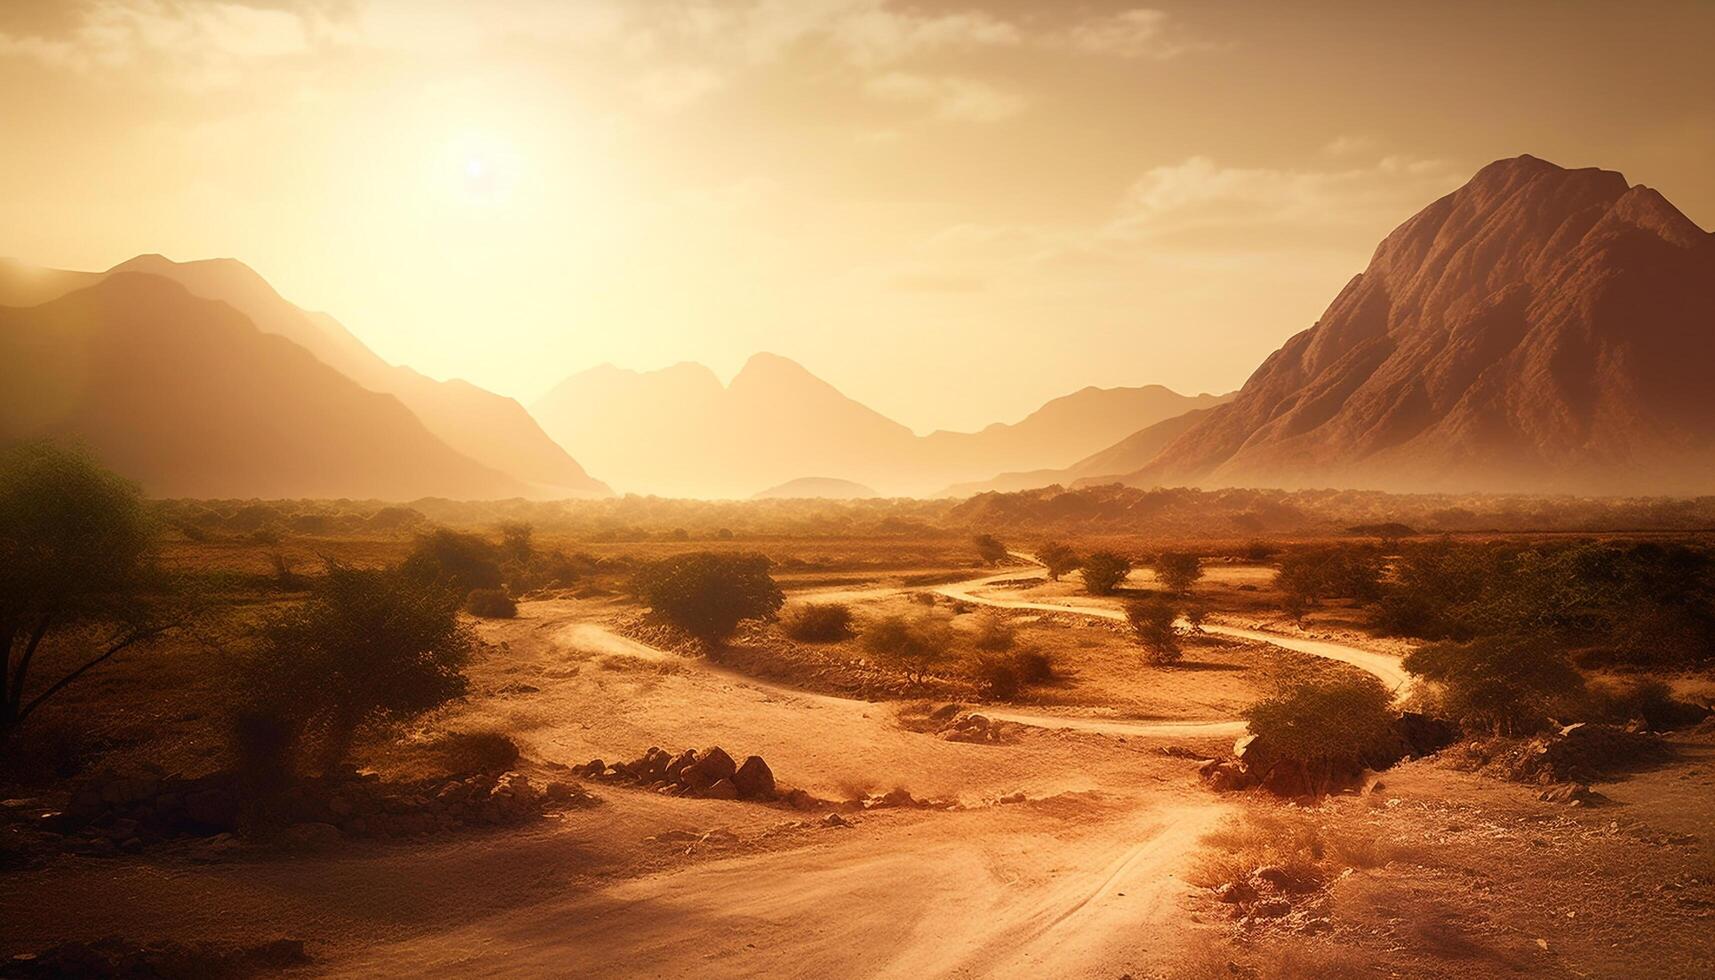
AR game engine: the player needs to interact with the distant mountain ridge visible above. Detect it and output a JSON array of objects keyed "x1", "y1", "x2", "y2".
[
  {"x1": 1122, "y1": 154, "x2": 1715, "y2": 494},
  {"x1": 0, "y1": 274, "x2": 522, "y2": 499},
  {"x1": 0, "y1": 254, "x2": 609, "y2": 499},
  {"x1": 533, "y1": 355, "x2": 1222, "y2": 497}
]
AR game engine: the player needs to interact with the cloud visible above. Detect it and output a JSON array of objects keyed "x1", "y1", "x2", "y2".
[
  {"x1": 0, "y1": 0, "x2": 309, "y2": 84},
  {"x1": 632, "y1": 65, "x2": 725, "y2": 111},
  {"x1": 1060, "y1": 8, "x2": 1208, "y2": 60},
  {"x1": 866, "y1": 71, "x2": 1026, "y2": 122}
]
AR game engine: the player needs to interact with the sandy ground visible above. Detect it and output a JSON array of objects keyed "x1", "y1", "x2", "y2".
[{"x1": 4, "y1": 560, "x2": 1706, "y2": 978}]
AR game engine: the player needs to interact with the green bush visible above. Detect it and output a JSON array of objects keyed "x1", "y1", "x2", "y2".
[
  {"x1": 861, "y1": 613, "x2": 952, "y2": 686},
  {"x1": 971, "y1": 613, "x2": 1016, "y2": 652},
  {"x1": 1080, "y1": 551, "x2": 1133, "y2": 596},
  {"x1": 1036, "y1": 541, "x2": 1081, "y2": 581},
  {"x1": 632, "y1": 551, "x2": 784, "y2": 644},
  {"x1": 1150, "y1": 551, "x2": 1203, "y2": 594},
  {"x1": 402, "y1": 528, "x2": 503, "y2": 593},
  {"x1": 1403, "y1": 636, "x2": 1584, "y2": 736},
  {"x1": 465, "y1": 588, "x2": 518, "y2": 619},
  {"x1": 973, "y1": 653, "x2": 1022, "y2": 699},
  {"x1": 780, "y1": 602, "x2": 854, "y2": 642},
  {"x1": 1127, "y1": 596, "x2": 1182, "y2": 665},
  {"x1": 1242, "y1": 676, "x2": 1401, "y2": 795},
  {"x1": 972, "y1": 533, "x2": 1009, "y2": 564}
]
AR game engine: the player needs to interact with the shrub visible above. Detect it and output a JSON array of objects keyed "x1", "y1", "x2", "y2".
[
  {"x1": 973, "y1": 653, "x2": 1022, "y2": 699},
  {"x1": 1080, "y1": 551, "x2": 1133, "y2": 596},
  {"x1": 1126, "y1": 597, "x2": 1182, "y2": 665},
  {"x1": 248, "y1": 564, "x2": 473, "y2": 773},
  {"x1": 780, "y1": 602, "x2": 855, "y2": 642},
  {"x1": 861, "y1": 613, "x2": 952, "y2": 686},
  {"x1": 1036, "y1": 541, "x2": 1081, "y2": 581},
  {"x1": 1012, "y1": 647, "x2": 1056, "y2": 683},
  {"x1": 0, "y1": 443, "x2": 173, "y2": 749},
  {"x1": 498, "y1": 522, "x2": 534, "y2": 564},
  {"x1": 972, "y1": 533, "x2": 1009, "y2": 564},
  {"x1": 1276, "y1": 546, "x2": 1382, "y2": 620},
  {"x1": 465, "y1": 588, "x2": 518, "y2": 619},
  {"x1": 1242, "y1": 676, "x2": 1402, "y2": 795},
  {"x1": 1583, "y1": 677, "x2": 1709, "y2": 731},
  {"x1": 1150, "y1": 551, "x2": 1203, "y2": 594},
  {"x1": 1403, "y1": 637, "x2": 1584, "y2": 736},
  {"x1": 402, "y1": 528, "x2": 503, "y2": 592},
  {"x1": 632, "y1": 551, "x2": 784, "y2": 644},
  {"x1": 426, "y1": 729, "x2": 520, "y2": 774},
  {"x1": 971, "y1": 613, "x2": 1016, "y2": 652}
]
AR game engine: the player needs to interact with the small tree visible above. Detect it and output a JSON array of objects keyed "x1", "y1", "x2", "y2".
[
  {"x1": 1150, "y1": 551, "x2": 1203, "y2": 595},
  {"x1": 972, "y1": 533, "x2": 1009, "y2": 565},
  {"x1": 632, "y1": 551, "x2": 784, "y2": 644},
  {"x1": 498, "y1": 522, "x2": 534, "y2": 564},
  {"x1": 1036, "y1": 541, "x2": 1081, "y2": 582},
  {"x1": 250, "y1": 564, "x2": 472, "y2": 773},
  {"x1": 1127, "y1": 597, "x2": 1182, "y2": 665},
  {"x1": 861, "y1": 613, "x2": 952, "y2": 686},
  {"x1": 1080, "y1": 551, "x2": 1133, "y2": 596},
  {"x1": 402, "y1": 528, "x2": 503, "y2": 592},
  {"x1": 0, "y1": 445, "x2": 177, "y2": 750},
  {"x1": 1403, "y1": 637, "x2": 1584, "y2": 736},
  {"x1": 1242, "y1": 676, "x2": 1401, "y2": 795}
]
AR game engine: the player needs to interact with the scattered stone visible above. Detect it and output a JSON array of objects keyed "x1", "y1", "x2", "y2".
[
  {"x1": 703, "y1": 778, "x2": 740, "y2": 801},
  {"x1": 822, "y1": 813, "x2": 850, "y2": 828},
  {"x1": 1251, "y1": 898, "x2": 1292, "y2": 919},
  {"x1": 733, "y1": 756, "x2": 776, "y2": 801}
]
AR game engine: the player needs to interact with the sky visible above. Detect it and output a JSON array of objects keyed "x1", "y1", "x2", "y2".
[{"x1": 2, "y1": 0, "x2": 1712, "y2": 434}]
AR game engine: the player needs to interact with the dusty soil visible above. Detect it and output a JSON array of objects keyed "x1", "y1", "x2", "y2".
[{"x1": 2, "y1": 550, "x2": 1709, "y2": 978}]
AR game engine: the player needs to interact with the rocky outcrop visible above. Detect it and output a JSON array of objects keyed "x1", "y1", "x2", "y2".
[{"x1": 580, "y1": 746, "x2": 780, "y2": 802}]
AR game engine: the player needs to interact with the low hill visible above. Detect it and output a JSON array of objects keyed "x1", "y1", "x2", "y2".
[{"x1": 752, "y1": 477, "x2": 880, "y2": 500}]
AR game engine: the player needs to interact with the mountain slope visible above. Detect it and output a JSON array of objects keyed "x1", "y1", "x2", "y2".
[
  {"x1": 0, "y1": 275, "x2": 522, "y2": 499},
  {"x1": 943, "y1": 406, "x2": 1217, "y2": 496},
  {"x1": 3, "y1": 254, "x2": 608, "y2": 498},
  {"x1": 1125, "y1": 155, "x2": 1715, "y2": 495},
  {"x1": 534, "y1": 356, "x2": 1219, "y2": 497},
  {"x1": 752, "y1": 477, "x2": 880, "y2": 500}
]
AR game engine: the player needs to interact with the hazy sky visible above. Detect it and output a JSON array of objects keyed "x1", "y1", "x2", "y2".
[{"x1": 3, "y1": 1, "x2": 1712, "y2": 434}]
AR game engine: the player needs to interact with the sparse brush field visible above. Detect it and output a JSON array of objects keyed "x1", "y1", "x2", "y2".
[{"x1": 3, "y1": 485, "x2": 1712, "y2": 977}]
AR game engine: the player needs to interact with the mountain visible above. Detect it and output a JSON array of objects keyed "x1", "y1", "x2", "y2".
[
  {"x1": 534, "y1": 354, "x2": 1219, "y2": 497},
  {"x1": 106, "y1": 255, "x2": 608, "y2": 498},
  {"x1": 0, "y1": 274, "x2": 522, "y2": 499},
  {"x1": 752, "y1": 477, "x2": 879, "y2": 500},
  {"x1": 942, "y1": 406, "x2": 1217, "y2": 496},
  {"x1": 1121, "y1": 155, "x2": 1715, "y2": 495},
  {"x1": 0, "y1": 254, "x2": 608, "y2": 498}
]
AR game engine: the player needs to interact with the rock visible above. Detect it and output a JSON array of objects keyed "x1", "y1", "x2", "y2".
[
  {"x1": 544, "y1": 781, "x2": 575, "y2": 802},
  {"x1": 1296, "y1": 916, "x2": 1334, "y2": 934},
  {"x1": 702, "y1": 778, "x2": 740, "y2": 801},
  {"x1": 1251, "y1": 898, "x2": 1291, "y2": 919},
  {"x1": 782, "y1": 788, "x2": 818, "y2": 811},
  {"x1": 733, "y1": 756, "x2": 776, "y2": 800},
  {"x1": 822, "y1": 813, "x2": 850, "y2": 828},
  {"x1": 683, "y1": 747, "x2": 738, "y2": 790},
  {"x1": 1214, "y1": 881, "x2": 1256, "y2": 904},
  {"x1": 877, "y1": 788, "x2": 916, "y2": 808},
  {"x1": 1540, "y1": 782, "x2": 1606, "y2": 805}
]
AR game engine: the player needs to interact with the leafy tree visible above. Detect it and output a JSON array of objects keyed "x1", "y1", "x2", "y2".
[
  {"x1": 633, "y1": 551, "x2": 784, "y2": 644},
  {"x1": 402, "y1": 528, "x2": 503, "y2": 592},
  {"x1": 861, "y1": 613, "x2": 952, "y2": 686},
  {"x1": 1080, "y1": 551, "x2": 1133, "y2": 596},
  {"x1": 1150, "y1": 551, "x2": 1203, "y2": 594},
  {"x1": 247, "y1": 563, "x2": 471, "y2": 773},
  {"x1": 1402, "y1": 636, "x2": 1584, "y2": 736},
  {"x1": 1242, "y1": 676, "x2": 1401, "y2": 795},
  {"x1": 1275, "y1": 546, "x2": 1382, "y2": 617},
  {"x1": 972, "y1": 533, "x2": 1009, "y2": 565},
  {"x1": 1127, "y1": 597, "x2": 1182, "y2": 665},
  {"x1": 0, "y1": 445, "x2": 178, "y2": 749},
  {"x1": 1036, "y1": 541, "x2": 1081, "y2": 581}
]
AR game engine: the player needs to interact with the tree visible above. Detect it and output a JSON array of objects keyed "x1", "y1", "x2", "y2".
[
  {"x1": 633, "y1": 551, "x2": 784, "y2": 644},
  {"x1": 1402, "y1": 636, "x2": 1585, "y2": 736},
  {"x1": 972, "y1": 533, "x2": 1009, "y2": 565},
  {"x1": 498, "y1": 522, "x2": 534, "y2": 564},
  {"x1": 1150, "y1": 551, "x2": 1203, "y2": 594},
  {"x1": 0, "y1": 444, "x2": 176, "y2": 749},
  {"x1": 1126, "y1": 597, "x2": 1182, "y2": 665},
  {"x1": 249, "y1": 564, "x2": 472, "y2": 773},
  {"x1": 1241, "y1": 676, "x2": 1401, "y2": 795},
  {"x1": 1036, "y1": 541, "x2": 1081, "y2": 582},
  {"x1": 861, "y1": 613, "x2": 952, "y2": 686},
  {"x1": 402, "y1": 528, "x2": 503, "y2": 592},
  {"x1": 1275, "y1": 546, "x2": 1382, "y2": 619},
  {"x1": 1080, "y1": 551, "x2": 1133, "y2": 596}
]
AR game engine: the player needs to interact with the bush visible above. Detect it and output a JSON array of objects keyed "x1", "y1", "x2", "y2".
[
  {"x1": 1403, "y1": 636, "x2": 1584, "y2": 736},
  {"x1": 1150, "y1": 551, "x2": 1203, "y2": 594},
  {"x1": 1036, "y1": 541, "x2": 1081, "y2": 581},
  {"x1": 1012, "y1": 647, "x2": 1056, "y2": 683},
  {"x1": 632, "y1": 551, "x2": 784, "y2": 644},
  {"x1": 1127, "y1": 597, "x2": 1182, "y2": 665},
  {"x1": 1080, "y1": 551, "x2": 1133, "y2": 596},
  {"x1": 780, "y1": 603, "x2": 854, "y2": 642},
  {"x1": 402, "y1": 528, "x2": 503, "y2": 592},
  {"x1": 861, "y1": 613, "x2": 952, "y2": 685},
  {"x1": 972, "y1": 533, "x2": 1009, "y2": 564},
  {"x1": 465, "y1": 588, "x2": 518, "y2": 619},
  {"x1": 973, "y1": 653, "x2": 1022, "y2": 699},
  {"x1": 248, "y1": 564, "x2": 473, "y2": 773},
  {"x1": 1583, "y1": 677, "x2": 1710, "y2": 731},
  {"x1": 1, "y1": 443, "x2": 170, "y2": 749},
  {"x1": 498, "y1": 522, "x2": 534, "y2": 564},
  {"x1": 426, "y1": 729, "x2": 520, "y2": 774},
  {"x1": 971, "y1": 613, "x2": 1016, "y2": 652},
  {"x1": 1241, "y1": 676, "x2": 1402, "y2": 795},
  {"x1": 1276, "y1": 547, "x2": 1382, "y2": 621}
]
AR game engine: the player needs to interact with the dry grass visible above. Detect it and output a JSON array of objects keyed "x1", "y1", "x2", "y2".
[{"x1": 1189, "y1": 810, "x2": 1405, "y2": 892}]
